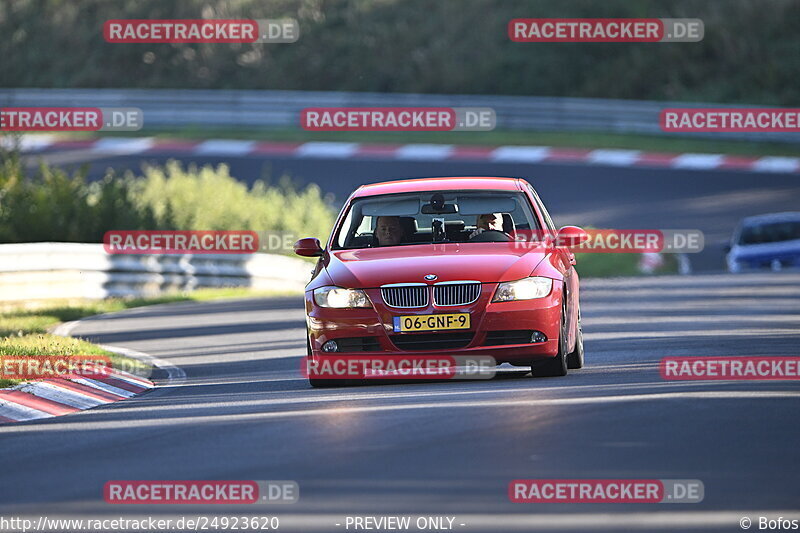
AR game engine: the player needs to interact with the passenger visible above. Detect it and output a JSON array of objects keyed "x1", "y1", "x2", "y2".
[
  {"x1": 469, "y1": 213, "x2": 504, "y2": 238},
  {"x1": 374, "y1": 216, "x2": 405, "y2": 246}
]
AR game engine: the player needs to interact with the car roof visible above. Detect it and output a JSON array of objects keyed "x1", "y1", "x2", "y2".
[
  {"x1": 740, "y1": 212, "x2": 800, "y2": 225},
  {"x1": 352, "y1": 177, "x2": 524, "y2": 198}
]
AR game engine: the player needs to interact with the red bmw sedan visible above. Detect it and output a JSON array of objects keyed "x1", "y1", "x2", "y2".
[{"x1": 294, "y1": 177, "x2": 589, "y2": 387}]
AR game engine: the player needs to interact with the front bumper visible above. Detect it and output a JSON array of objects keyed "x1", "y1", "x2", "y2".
[{"x1": 305, "y1": 282, "x2": 562, "y2": 364}]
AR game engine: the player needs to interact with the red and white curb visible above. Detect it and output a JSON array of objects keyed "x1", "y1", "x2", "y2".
[
  {"x1": 0, "y1": 363, "x2": 153, "y2": 423},
  {"x1": 0, "y1": 321, "x2": 185, "y2": 424},
  {"x1": 10, "y1": 134, "x2": 800, "y2": 174}
]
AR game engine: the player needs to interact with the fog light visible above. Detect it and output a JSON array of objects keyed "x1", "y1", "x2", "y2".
[
  {"x1": 530, "y1": 331, "x2": 547, "y2": 343},
  {"x1": 322, "y1": 340, "x2": 339, "y2": 353}
]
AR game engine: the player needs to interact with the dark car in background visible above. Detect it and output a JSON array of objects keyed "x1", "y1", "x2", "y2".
[{"x1": 727, "y1": 212, "x2": 800, "y2": 272}]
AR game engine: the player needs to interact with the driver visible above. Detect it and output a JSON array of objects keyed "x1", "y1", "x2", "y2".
[
  {"x1": 375, "y1": 216, "x2": 405, "y2": 246},
  {"x1": 469, "y1": 213, "x2": 504, "y2": 238}
]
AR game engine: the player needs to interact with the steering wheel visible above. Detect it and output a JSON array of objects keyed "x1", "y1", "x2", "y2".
[{"x1": 469, "y1": 230, "x2": 512, "y2": 242}]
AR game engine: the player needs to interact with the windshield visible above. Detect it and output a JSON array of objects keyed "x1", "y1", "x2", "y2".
[
  {"x1": 738, "y1": 220, "x2": 800, "y2": 245},
  {"x1": 332, "y1": 190, "x2": 540, "y2": 249}
]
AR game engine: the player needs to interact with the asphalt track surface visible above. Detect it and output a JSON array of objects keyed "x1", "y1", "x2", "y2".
[
  {"x1": 1, "y1": 272, "x2": 799, "y2": 532},
  {"x1": 28, "y1": 148, "x2": 800, "y2": 272}
]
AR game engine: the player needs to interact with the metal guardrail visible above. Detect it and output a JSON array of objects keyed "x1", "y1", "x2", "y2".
[
  {"x1": 0, "y1": 243, "x2": 310, "y2": 301},
  {"x1": 1, "y1": 88, "x2": 798, "y2": 143}
]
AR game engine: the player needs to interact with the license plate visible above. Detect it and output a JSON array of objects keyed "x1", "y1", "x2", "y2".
[{"x1": 393, "y1": 313, "x2": 470, "y2": 332}]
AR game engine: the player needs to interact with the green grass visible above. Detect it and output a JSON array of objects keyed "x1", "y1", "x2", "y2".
[
  {"x1": 0, "y1": 335, "x2": 152, "y2": 388},
  {"x1": 63, "y1": 127, "x2": 800, "y2": 158},
  {"x1": 0, "y1": 315, "x2": 59, "y2": 338},
  {"x1": 0, "y1": 287, "x2": 301, "y2": 388}
]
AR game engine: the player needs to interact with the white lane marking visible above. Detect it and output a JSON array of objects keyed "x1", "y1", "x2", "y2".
[
  {"x1": 78, "y1": 381, "x2": 800, "y2": 413},
  {"x1": 8, "y1": 389, "x2": 800, "y2": 433},
  {"x1": 295, "y1": 142, "x2": 359, "y2": 158},
  {"x1": 91, "y1": 137, "x2": 154, "y2": 154},
  {"x1": 588, "y1": 149, "x2": 641, "y2": 166},
  {"x1": 671, "y1": 153, "x2": 724, "y2": 169},
  {"x1": 490, "y1": 146, "x2": 550, "y2": 162},
  {"x1": 394, "y1": 144, "x2": 454, "y2": 160},
  {"x1": 752, "y1": 156, "x2": 800, "y2": 173},
  {"x1": 51, "y1": 320, "x2": 80, "y2": 337},
  {"x1": 194, "y1": 139, "x2": 256, "y2": 155}
]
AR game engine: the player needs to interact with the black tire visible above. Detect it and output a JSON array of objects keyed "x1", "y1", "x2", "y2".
[
  {"x1": 531, "y1": 300, "x2": 568, "y2": 378},
  {"x1": 566, "y1": 321, "x2": 584, "y2": 369},
  {"x1": 306, "y1": 335, "x2": 341, "y2": 388}
]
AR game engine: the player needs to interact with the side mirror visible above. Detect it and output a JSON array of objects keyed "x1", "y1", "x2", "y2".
[
  {"x1": 556, "y1": 226, "x2": 590, "y2": 248},
  {"x1": 294, "y1": 238, "x2": 324, "y2": 257}
]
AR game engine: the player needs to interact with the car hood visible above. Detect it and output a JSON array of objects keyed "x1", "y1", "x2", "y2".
[{"x1": 324, "y1": 243, "x2": 548, "y2": 288}]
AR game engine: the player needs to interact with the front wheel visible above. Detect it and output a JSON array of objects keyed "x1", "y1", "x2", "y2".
[
  {"x1": 566, "y1": 322, "x2": 584, "y2": 369},
  {"x1": 531, "y1": 302, "x2": 568, "y2": 378}
]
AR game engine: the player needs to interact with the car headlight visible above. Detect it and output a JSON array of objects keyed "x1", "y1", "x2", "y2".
[
  {"x1": 492, "y1": 276, "x2": 552, "y2": 302},
  {"x1": 313, "y1": 286, "x2": 372, "y2": 308}
]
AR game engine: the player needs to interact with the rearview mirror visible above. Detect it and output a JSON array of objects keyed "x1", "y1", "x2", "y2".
[
  {"x1": 294, "y1": 238, "x2": 324, "y2": 257},
  {"x1": 421, "y1": 204, "x2": 457, "y2": 214},
  {"x1": 556, "y1": 226, "x2": 590, "y2": 247}
]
